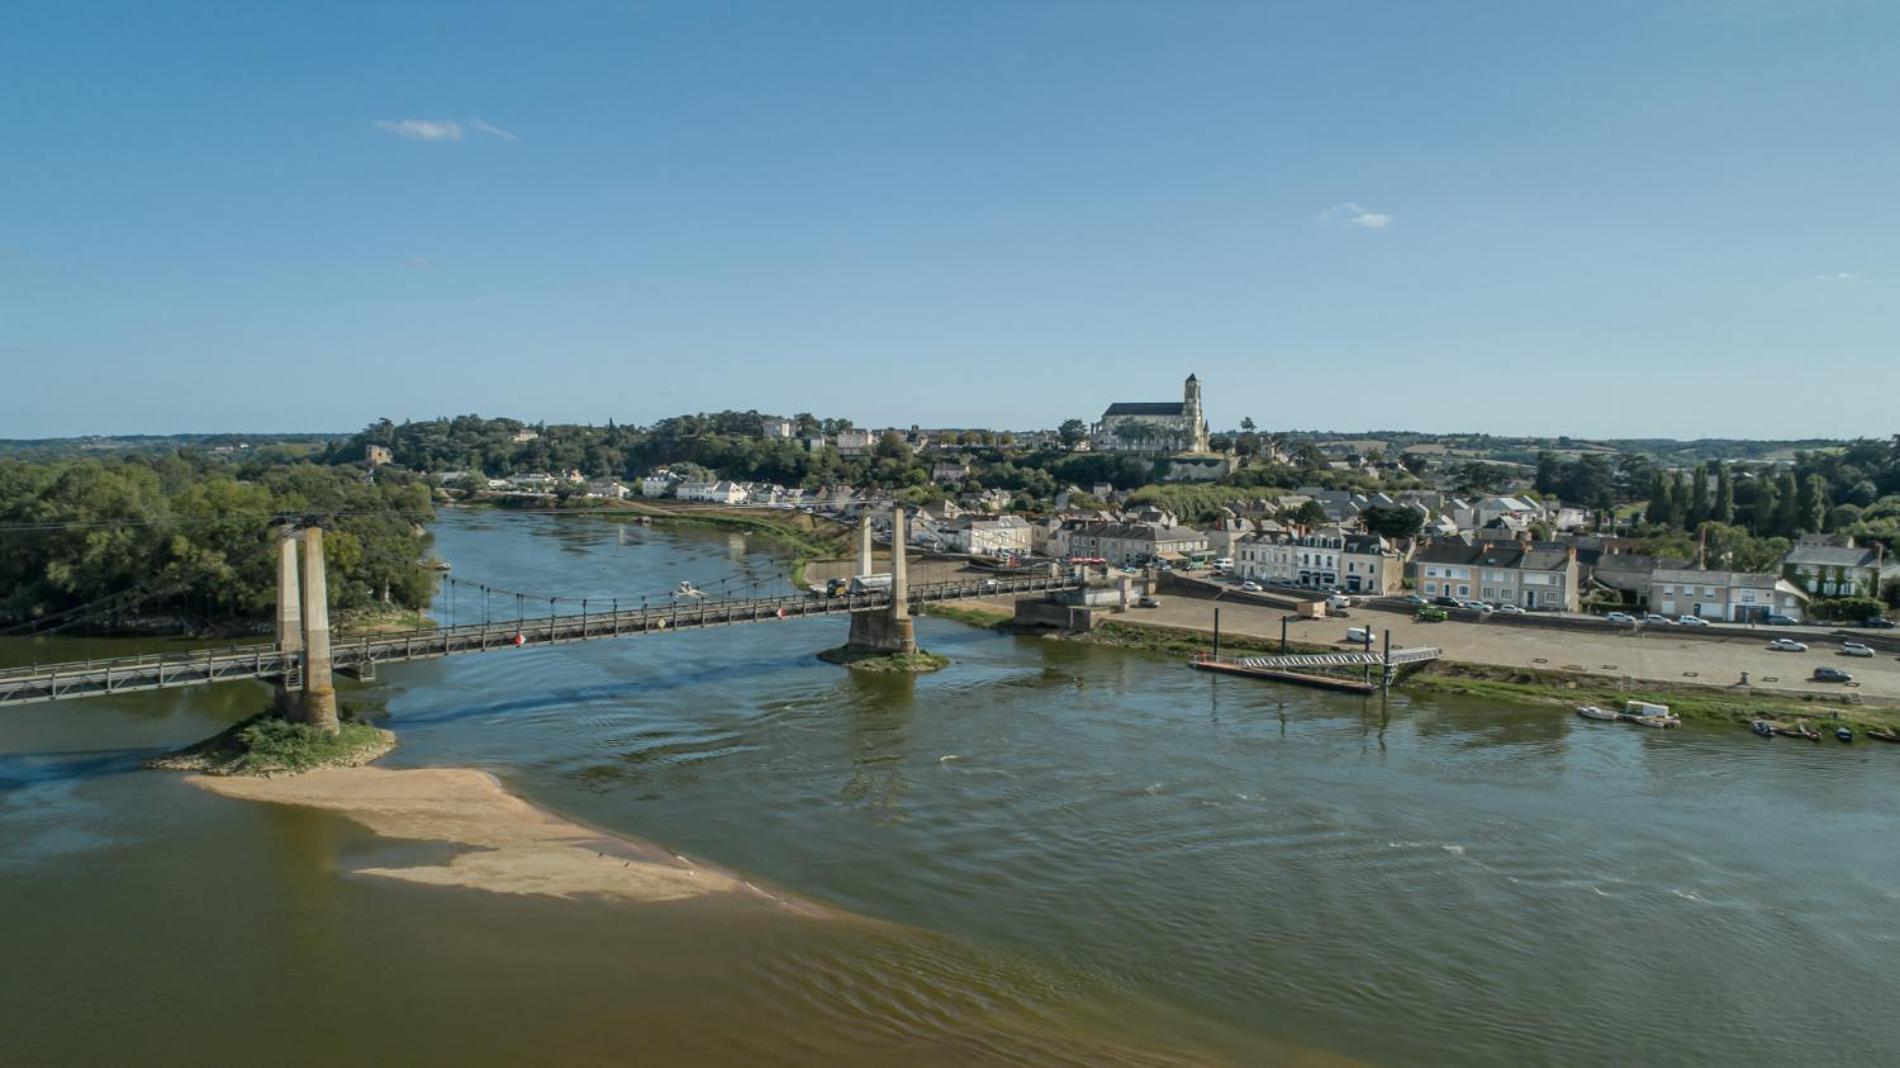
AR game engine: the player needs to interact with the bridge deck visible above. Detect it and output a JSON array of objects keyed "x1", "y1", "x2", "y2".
[{"x1": 0, "y1": 573, "x2": 1075, "y2": 707}]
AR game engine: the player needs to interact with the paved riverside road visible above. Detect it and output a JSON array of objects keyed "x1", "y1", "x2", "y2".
[{"x1": 972, "y1": 590, "x2": 1900, "y2": 703}]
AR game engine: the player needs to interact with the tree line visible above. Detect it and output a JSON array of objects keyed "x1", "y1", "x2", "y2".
[{"x1": 0, "y1": 452, "x2": 436, "y2": 630}]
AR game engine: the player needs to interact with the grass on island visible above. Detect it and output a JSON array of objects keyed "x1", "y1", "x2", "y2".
[
  {"x1": 149, "y1": 712, "x2": 396, "y2": 776},
  {"x1": 816, "y1": 647, "x2": 951, "y2": 673}
]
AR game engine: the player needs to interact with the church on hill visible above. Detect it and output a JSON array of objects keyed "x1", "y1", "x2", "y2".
[{"x1": 1092, "y1": 374, "x2": 1212, "y2": 454}]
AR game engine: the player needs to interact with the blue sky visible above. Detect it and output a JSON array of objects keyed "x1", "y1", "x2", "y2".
[{"x1": 2, "y1": 1, "x2": 1895, "y2": 439}]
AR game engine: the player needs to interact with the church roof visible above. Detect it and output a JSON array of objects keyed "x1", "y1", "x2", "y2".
[{"x1": 1103, "y1": 402, "x2": 1186, "y2": 417}]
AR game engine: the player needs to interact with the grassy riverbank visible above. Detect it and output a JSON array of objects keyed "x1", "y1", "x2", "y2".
[
  {"x1": 149, "y1": 713, "x2": 396, "y2": 775},
  {"x1": 921, "y1": 606, "x2": 1900, "y2": 731},
  {"x1": 816, "y1": 647, "x2": 951, "y2": 673},
  {"x1": 1406, "y1": 661, "x2": 1900, "y2": 731}
]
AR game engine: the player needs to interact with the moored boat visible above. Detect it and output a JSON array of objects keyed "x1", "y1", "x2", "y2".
[
  {"x1": 1576, "y1": 705, "x2": 1621, "y2": 722},
  {"x1": 1867, "y1": 728, "x2": 1900, "y2": 744},
  {"x1": 1751, "y1": 720, "x2": 1776, "y2": 737},
  {"x1": 1624, "y1": 700, "x2": 1679, "y2": 729},
  {"x1": 1774, "y1": 723, "x2": 1821, "y2": 742},
  {"x1": 1836, "y1": 727, "x2": 1855, "y2": 743}
]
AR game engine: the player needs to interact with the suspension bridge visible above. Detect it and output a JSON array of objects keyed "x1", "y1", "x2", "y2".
[{"x1": 0, "y1": 507, "x2": 1086, "y2": 715}]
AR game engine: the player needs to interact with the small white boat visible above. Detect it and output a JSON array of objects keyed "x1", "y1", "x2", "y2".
[
  {"x1": 1575, "y1": 705, "x2": 1621, "y2": 722},
  {"x1": 674, "y1": 581, "x2": 704, "y2": 598},
  {"x1": 1624, "y1": 700, "x2": 1680, "y2": 728}
]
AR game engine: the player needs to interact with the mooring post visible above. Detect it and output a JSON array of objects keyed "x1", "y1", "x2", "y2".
[
  {"x1": 1213, "y1": 606, "x2": 1222, "y2": 662},
  {"x1": 298, "y1": 526, "x2": 340, "y2": 734},
  {"x1": 1280, "y1": 615, "x2": 1289, "y2": 655},
  {"x1": 1382, "y1": 629, "x2": 1393, "y2": 690}
]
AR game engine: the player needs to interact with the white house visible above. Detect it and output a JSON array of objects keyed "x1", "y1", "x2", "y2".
[
  {"x1": 676, "y1": 480, "x2": 749, "y2": 504},
  {"x1": 945, "y1": 515, "x2": 1034, "y2": 557}
]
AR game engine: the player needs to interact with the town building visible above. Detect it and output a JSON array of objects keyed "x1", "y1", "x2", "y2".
[
  {"x1": 834, "y1": 428, "x2": 875, "y2": 456},
  {"x1": 1647, "y1": 568, "x2": 1809, "y2": 622},
  {"x1": 1782, "y1": 536, "x2": 1893, "y2": 600},
  {"x1": 1092, "y1": 374, "x2": 1211, "y2": 454},
  {"x1": 365, "y1": 444, "x2": 393, "y2": 467},
  {"x1": 1408, "y1": 540, "x2": 1581, "y2": 611},
  {"x1": 1050, "y1": 521, "x2": 1209, "y2": 567},
  {"x1": 944, "y1": 515, "x2": 1034, "y2": 557},
  {"x1": 760, "y1": 417, "x2": 797, "y2": 439},
  {"x1": 676, "y1": 480, "x2": 749, "y2": 504}
]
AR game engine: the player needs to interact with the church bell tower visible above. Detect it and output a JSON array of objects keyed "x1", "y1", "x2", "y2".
[{"x1": 1183, "y1": 374, "x2": 1209, "y2": 453}]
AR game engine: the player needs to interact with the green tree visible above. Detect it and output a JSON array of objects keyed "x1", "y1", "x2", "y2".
[
  {"x1": 1293, "y1": 500, "x2": 1331, "y2": 528},
  {"x1": 1361, "y1": 505, "x2": 1424, "y2": 539},
  {"x1": 1058, "y1": 419, "x2": 1089, "y2": 448},
  {"x1": 1773, "y1": 472, "x2": 1800, "y2": 537},
  {"x1": 1688, "y1": 463, "x2": 1710, "y2": 527},
  {"x1": 1713, "y1": 461, "x2": 1734, "y2": 525}
]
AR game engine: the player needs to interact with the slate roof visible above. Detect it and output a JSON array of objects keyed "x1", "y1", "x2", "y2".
[
  {"x1": 1783, "y1": 545, "x2": 1880, "y2": 569},
  {"x1": 1412, "y1": 540, "x2": 1574, "y2": 572},
  {"x1": 1102, "y1": 402, "x2": 1188, "y2": 417}
]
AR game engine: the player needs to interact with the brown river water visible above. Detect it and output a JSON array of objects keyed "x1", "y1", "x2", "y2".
[{"x1": 5, "y1": 510, "x2": 1900, "y2": 1065}]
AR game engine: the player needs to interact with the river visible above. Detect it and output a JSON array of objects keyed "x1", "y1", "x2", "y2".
[{"x1": 4, "y1": 509, "x2": 1899, "y2": 1065}]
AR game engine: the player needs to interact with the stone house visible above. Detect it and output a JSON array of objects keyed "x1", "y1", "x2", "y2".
[
  {"x1": 1648, "y1": 568, "x2": 1809, "y2": 622},
  {"x1": 1408, "y1": 540, "x2": 1581, "y2": 611},
  {"x1": 1782, "y1": 537, "x2": 1893, "y2": 600}
]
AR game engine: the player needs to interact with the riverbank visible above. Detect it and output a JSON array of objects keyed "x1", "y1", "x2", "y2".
[
  {"x1": 924, "y1": 601, "x2": 1900, "y2": 730},
  {"x1": 191, "y1": 766, "x2": 827, "y2": 913},
  {"x1": 469, "y1": 499, "x2": 854, "y2": 588}
]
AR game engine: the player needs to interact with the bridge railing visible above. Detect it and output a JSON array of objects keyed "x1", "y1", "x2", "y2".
[{"x1": 0, "y1": 570, "x2": 1084, "y2": 706}]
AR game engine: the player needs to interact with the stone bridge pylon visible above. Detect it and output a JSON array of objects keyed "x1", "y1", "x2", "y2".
[
  {"x1": 840, "y1": 506, "x2": 917, "y2": 657},
  {"x1": 275, "y1": 525, "x2": 339, "y2": 733}
]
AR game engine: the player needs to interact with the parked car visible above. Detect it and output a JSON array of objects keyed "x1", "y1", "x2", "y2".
[
  {"x1": 1460, "y1": 600, "x2": 1493, "y2": 614},
  {"x1": 1643, "y1": 613, "x2": 1673, "y2": 625},
  {"x1": 1858, "y1": 617, "x2": 1898, "y2": 630},
  {"x1": 1840, "y1": 641, "x2": 1875, "y2": 657},
  {"x1": 1495, "y1": 604, "x2": 1525, "y2": 615},
  {"x1": 1136, "y1": 595, "x2": 1161, "y2": 609},
  {"x1": 1812, "y1": 666, "x2": 1855, "y2": 683},
  {"x1": 1240, "y1": 581, "x2": 1263, "y2": 592},
  {"x1": 1767, "y1": 638, "x2": 1809, "y2": 652},
  {"x1": 1676, "y1": 615, "x2": 1711, "y2": 627},
  {"x1": 1402, "y1": 594, "x2": 1429, "y2": 606},
  {"x1": 1604, "y1": 611, "x2": 1635, "y2": 624},
  {"x1": 1762, "y1": 613, "x2": 1797, "y2": 625},
  {"x1": 1433, "y1": 595, "x2": 1461, "y2": 607}
]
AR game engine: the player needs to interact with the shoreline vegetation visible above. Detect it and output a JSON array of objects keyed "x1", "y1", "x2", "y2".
[
  {"x1": 920, "y1": 604, "x2": 1900, "y2": 731},
  {"x1": 816, "y1": 647, "x2": 951, "y2": 673},
  {"x1": 148, "y1": 712, "x2": 396, "y2": 775}
]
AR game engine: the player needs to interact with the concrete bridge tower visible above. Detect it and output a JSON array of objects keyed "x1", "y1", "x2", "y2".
[
  {"x1": 298, "y1": 526, "x2": 340, "y2": 733},
  {"x1": 841, "y1": 504, "x2": 917, "y2": 656},
  {"x1": 273, "y1": 529, "x2": 303, "y2": 717}
]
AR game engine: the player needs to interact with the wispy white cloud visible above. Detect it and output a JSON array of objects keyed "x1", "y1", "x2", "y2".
[
  {"x1": 406, "y1": 256, "x2": 435, "y2": 271},
  {"x1": 374, "y1": 118, "x2": 463, "y2": 141},
  {"x1": 1812, "y1": 271, "x2": 1855, "y2": 282},
  {"x1": 1316, "y1": 202, "x2": 1394, "y2": 230},
  {"x1": 468, "y1": 117, "x2": 518, "y2": 142}
]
